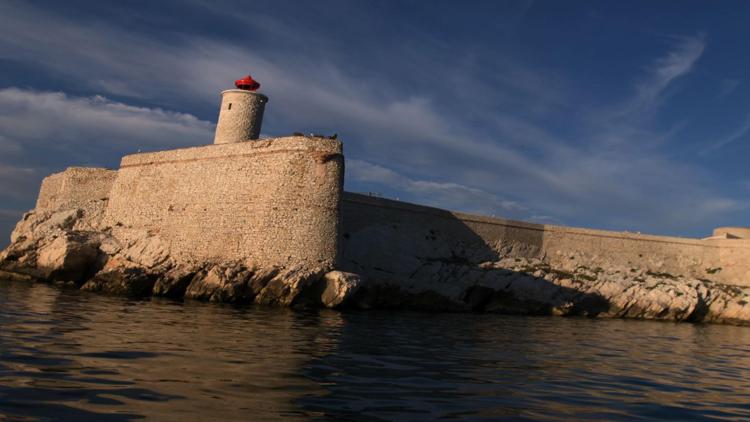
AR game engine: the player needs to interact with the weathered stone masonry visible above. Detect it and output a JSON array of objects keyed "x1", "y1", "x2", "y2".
[
  {"x1": 30, "y1": 150, "x2": 750, "y2": 290},
  {"x1": 36, "y1": 167, "x2": 117, "y2": 211},
  {"x1": 213, "y1": 89, "x2": 268, "y2": 144},
  {"x1": 32, "y1": 153, "x2": 750, "y2": 288},
  {"x1": 341, "y1": 193, "x2": 750, "y2": 287},
  {"x1": 103, "y1": 136, "x2": 343, "y2": 268}
]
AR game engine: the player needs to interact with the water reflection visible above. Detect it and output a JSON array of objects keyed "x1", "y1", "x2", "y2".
[
  {"x1": 0, "y1": 280, "x2": 345, "y2": 420},
  {"x1": 2, "y1": 279, "x2": 750, "y2": 421}
]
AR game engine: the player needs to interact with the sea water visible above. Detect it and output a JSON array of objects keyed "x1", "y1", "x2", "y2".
[{"x1": 2, "y1": 278, "x2": 750, "y2": 421}]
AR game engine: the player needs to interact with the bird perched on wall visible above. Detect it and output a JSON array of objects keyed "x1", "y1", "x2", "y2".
[{"x1": 291, "y1": 132, "x2": 337, "y2": 140}]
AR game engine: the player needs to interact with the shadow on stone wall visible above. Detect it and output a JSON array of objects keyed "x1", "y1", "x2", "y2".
[
  {"x1": 341, "y1": 193, "x2": 525, "y2": 274},
  {"x1": 339, "y1": 193, "x2": 610, "y2": 315}
]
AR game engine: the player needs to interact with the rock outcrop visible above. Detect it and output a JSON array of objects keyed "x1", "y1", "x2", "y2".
[
  {"x1": 4, "y1": 204, "x2": 750, "y2": 325},
  {"x1": 351, "y1": 256, "x2": 750, "y2": 325},
  {"x1": 0, "y1": 205, "x2": 333, "y2": 306},
  {"x1": 320, "y1": 271, "x2": 363, "y2": 308}
]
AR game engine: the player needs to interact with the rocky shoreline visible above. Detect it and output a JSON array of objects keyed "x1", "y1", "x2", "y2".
[{"x1": 3, "y1": 203, "x2": 750, "y2": 325}]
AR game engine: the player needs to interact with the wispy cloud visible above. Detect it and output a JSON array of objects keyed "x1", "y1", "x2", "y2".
[
  {"x1": 701, "y1": 114, "x2": 750, "y2": 153},
  {"x1": 0, "y1": 2, "x2": 743, "y2": 238},
  {"x1": 348, "y1": 159, "x2": 526, "y2": 217},
  {"x1": 718, "y1": 78, "x2": 741, "y2": 98},
  {"x1": 593, "y1": 33, "x2": 707, "y2": 129},
  {"x1": 0, "y1": 88, "x2": 214, "y2": 155},
  {"x1": 632, "y1": 34, "x2": 706, "y2": 113}
]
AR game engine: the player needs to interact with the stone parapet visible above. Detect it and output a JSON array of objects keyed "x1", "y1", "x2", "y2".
[
  {"x1": 714, "y1": 227, "x2": 750, "y2": 239},
  {"x1": 36, "y1": 167, "x2": 117, "y2": 211}
]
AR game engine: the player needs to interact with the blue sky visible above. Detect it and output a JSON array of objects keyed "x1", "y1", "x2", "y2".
[{"x1": 1, "y1": 0, "x2": 749, "y2": 245}]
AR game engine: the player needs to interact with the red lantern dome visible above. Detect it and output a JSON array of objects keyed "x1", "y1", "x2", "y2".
[{"x1": 235, "y1": 75, "x2": 260, "y2": 91}]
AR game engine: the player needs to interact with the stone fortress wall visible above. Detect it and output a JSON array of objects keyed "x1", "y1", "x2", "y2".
[
  {"x1": 341, "y1": 193, "x2": 750, "y2": 287},
  {"x1": 714, "y1": 227, "x2": 750, "y2": 239},
  {"x1": 36, "y1": 167, "x2": 117, "y2": 211},
  {"x1": 32, "y1": 156, "x2": 750, "y2": 287},
  {"x1": 101, "y1": 136, "x2": 343, "y2": 268},
  {"x1": 31, "y1": 149, "x2": 750, "y2": 287}
]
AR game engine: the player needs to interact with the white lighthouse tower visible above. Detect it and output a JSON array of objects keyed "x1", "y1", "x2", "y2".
[{"x1": 213, "y1": 75, "x2": 268, "y2": 144}]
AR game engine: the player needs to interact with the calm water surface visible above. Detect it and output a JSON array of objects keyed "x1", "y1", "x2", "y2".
[{"x1": 2, "y1": 278, "x2": 750, "y2": 421}]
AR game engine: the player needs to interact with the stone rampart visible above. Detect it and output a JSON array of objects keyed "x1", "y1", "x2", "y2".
[
  {"x1": 341, "y1": 193, "x2": 750, "y2": 286},
  {"x1": 36, "y1": 167, "x2": 117, "y2": 211},
  {"x1": 25, "y1": 151, "x2": 750, "y2": 289},
  {"x1": 103, "y1": 136, "x2": 343, "y2": 269},
  {"x1": 714, "y1": 227, "x2": 750, "y2": 239}
]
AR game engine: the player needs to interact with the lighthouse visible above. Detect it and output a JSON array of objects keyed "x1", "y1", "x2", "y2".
[{"x1": 213, "y1": 75, "x2": 268, "y2": 144}]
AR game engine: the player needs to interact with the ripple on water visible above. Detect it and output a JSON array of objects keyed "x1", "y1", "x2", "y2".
[{"x1": 3, "y1": 278, "x2": 750, "y2": 421}]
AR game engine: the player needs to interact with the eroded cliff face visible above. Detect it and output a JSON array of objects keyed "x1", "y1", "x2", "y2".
[
  {"x1": 4, "y1": 202, "x2": 750, "y2": 325},
  {"x1": 0, "y1": 202, "x2": 342, "y2": 307}
]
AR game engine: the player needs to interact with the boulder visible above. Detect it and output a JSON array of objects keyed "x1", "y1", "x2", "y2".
[
  {"x1": 182, "y1": 262, "x2": 283, "y2": 304},
  {"x1": 35, "y1": 232, "x2": 101, "y2": 282},
  {"x1": 119, "y1": 233, "x2": 172, "y2": 270},
  {"x1": 0, "y1": 207, "x2": 106, "y2": 282},
  {"x1": 10, "y1": 208, "x2": 80, "y2": 244},
  {"x1": 320, "y1": 271, "x2": 363, "y2": 308},
  {"x1": 254, "y1": 265, "x2": 327, "y2": 306},
  {"x1": 184, "y1": 263, "x2": 256, "y2": 303},
  {"x1": 81, "y1": 266, "x2": 156, "y2": 297},
  {"x1": 152, "y1": 266, "x2": 201, "y2": 298}
]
